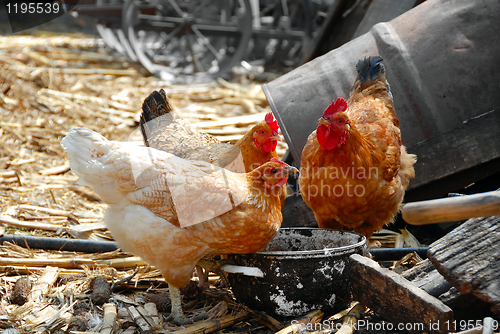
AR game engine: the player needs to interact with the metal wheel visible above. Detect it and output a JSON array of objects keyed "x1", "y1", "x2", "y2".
[
  {"x1": 122, "y1": 0, "x2": 253, "y2": 83},
  {"x1": 249, "y1": 0, "x2": 314, "y2": 70}
]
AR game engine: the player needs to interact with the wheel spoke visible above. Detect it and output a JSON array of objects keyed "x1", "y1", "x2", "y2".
[
  {"x1": 158, "y1": 22, "x2": 184, "y2": 46},
  {"x1": 166, "y1": 0, "x2": 184, "y2": 17},
  {"x1": 186, "y1": 33, "x2": 204, "y2": 72},
  {"x1": 138, "y1": 14, "x2": 183, "y2": 24},
  {"x1": 191, "y1": 25, "x2": 223, "y2": 61},
  {"x1": 281, "y1": 0, "x2": 289, "y2": 17},
  {"x1": 189, "y1": 0, "x2": 212, "y2": 17},
  {"x1": 178, "y1": 36, "x2": 189, "y2": 68},
  {"x1": 125, "y1": 0, "x2": 253, "y2": 81}
]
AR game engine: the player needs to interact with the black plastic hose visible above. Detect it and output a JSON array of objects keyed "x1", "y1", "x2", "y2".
[{"x1": 0, "y1": 235, "x2": 118, "y2": 253}]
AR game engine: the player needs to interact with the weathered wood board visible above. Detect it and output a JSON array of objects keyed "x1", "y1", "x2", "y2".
[
  {"x1": 349, "y1": 254, "x2": 453, "y2": 333},
  {"x1": 427, "y1": 215, "x2": 500, "y2": 314},
  {"x1": 400, "y1": 259, "x2": 494, "y2": 320}
]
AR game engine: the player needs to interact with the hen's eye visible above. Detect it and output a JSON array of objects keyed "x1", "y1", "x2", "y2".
[
  {"x1": 271, "y1": 168, "x2": 278, "y2": 174},
  {"x1": 338, "y1": 119, "x2": 343, "y2": 124},
  {"x1": 260, "y1": 130, "x2": 265, "y2": 134}
]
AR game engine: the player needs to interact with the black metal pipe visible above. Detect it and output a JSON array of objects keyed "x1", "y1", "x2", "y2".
[
  {"x1": 369, "y1": 247, "x2": 428, "y2": 261},
  {"x1": 1, "y1": 235, "x2": 428, "y2": 260},
  {"x1": 0, "y1": 235, "x2": 118, "y2": 253}
]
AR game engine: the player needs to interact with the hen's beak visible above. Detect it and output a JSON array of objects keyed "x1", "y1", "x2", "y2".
[
  {"x1": 284, "y1": 164, "x2": 299, "y2": 175},
  {"x1": 270, "y1": 133, "x2": 285, "y2": 142},
  {"x1": 317, "y1": 117, "x2": 331, "y2": 126}
]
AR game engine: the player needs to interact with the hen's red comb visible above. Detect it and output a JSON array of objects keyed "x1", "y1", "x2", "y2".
[
  {"x1": 265, "y1": 112, "x2": 280, "y2": 134},
  {"x1": 322, "y1": 98, "x2": 348, "y2": 119},
  {"x1": 271, "y1": 157, "x2": 286, "y2": 166}
]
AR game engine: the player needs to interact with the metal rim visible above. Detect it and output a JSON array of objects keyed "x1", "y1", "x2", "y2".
[{"x1": 254, "y1": 227, "x2": 367, "y2": 258}]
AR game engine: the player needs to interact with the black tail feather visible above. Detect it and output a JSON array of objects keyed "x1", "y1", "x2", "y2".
[
  {"x1": 140, "y1": 89, "x2": 173, "y2": 147},
  {"x1": 356, "y1": 56, "x2": 384, "y2": 84}
]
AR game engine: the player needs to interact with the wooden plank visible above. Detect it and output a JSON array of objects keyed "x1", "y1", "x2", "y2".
[
  {"x1": 399, "y1": 259, "x2": 493, "y2": 321},
  {"x1": 402, "y1": 191, "x2": 500, "y2": 225},
  {"x1": 399, "y1": 257, "x2": 436, "y2": 281},
  {"x1": 349, "y1": 254, "x2": 453, "y2": 333},
  {"x1": 101, "y1": 303, "x2": 118, "y2": 334},
  {"x1": 26, "y1": 266, "x2": 59, "y2": 303},
  {"x1": 410, "y1": 268, "x2": 453, "y2": 297},
  {"x1": 427, "y1": 215, "x2": 500, "y2": 314},
  {"x1": 405, "y1": 157, "x2": 500, "y2": 203}
]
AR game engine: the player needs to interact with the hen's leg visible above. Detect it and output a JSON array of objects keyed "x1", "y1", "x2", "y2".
[
  {"x1": 196, "y1": 258, "x2": 230, "y2": 289},
  {"x1": 168, "y1": 283, "x2": 209, "y2": 325},
  {"x1": 195, "y1": 265, "x2": 208, "y2": 290},
  {"x1": 168, "y1": 284, "x2": 186, "y2": 324}
]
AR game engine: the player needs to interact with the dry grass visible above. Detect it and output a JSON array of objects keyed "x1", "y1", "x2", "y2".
[{"x1": 0, "y1": 33, "x2": 286, "y2": 232}]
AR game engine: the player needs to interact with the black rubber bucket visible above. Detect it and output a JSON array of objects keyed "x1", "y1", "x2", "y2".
[{"x1": 227, "y1": 228, "x2": 366, "y2": 318}]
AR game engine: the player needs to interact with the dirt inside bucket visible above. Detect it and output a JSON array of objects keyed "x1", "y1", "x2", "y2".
[{"x1": 228, "y1": 228, "x2": 366, "y2": 318}]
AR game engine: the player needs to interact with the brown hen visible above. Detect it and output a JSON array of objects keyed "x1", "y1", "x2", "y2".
[
  {"x1": 298, "y1": 56, "x2": 416, "y2": 238},
  {"x1": 140, "y1": 90, "x2": 288, "y2": 287},
  {"x1": 140, "y1": 89, "x2": 282, "y2": 173}
]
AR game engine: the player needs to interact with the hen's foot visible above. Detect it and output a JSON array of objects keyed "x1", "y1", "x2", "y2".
[
  {"x1": 168, "y1": 310, "x2": 209, "y2": 326},
  {"x1": 169, "y1": 284, "x2": 229, "y2": 325},
  {"x1": 196, "y1": 258, "x2": 232, "y2": 290},
  {"x1": 168, "y1": 284, "x2": 209, "y2": 325}
]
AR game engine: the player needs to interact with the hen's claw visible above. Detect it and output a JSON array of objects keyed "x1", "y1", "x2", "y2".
[{"x1": 167, "y1": 311, "x2": 209, "y2": 326}]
